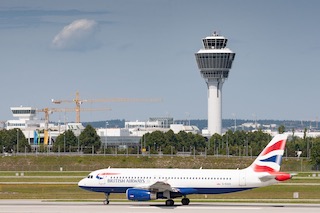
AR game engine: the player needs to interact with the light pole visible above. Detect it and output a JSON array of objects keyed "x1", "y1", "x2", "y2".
[
  {"x1": 16, "y1": 129, "x2": 19, "y2": 154},
  {"x1": 232, "y1": 113, "x2": 237, "y2": 132},
  {"x1": 64, "y1": 111, "x2": 67, "y2": 153},
  {"x1": 105, "y1": 122, "x2": 108, "y2": 148},
  {"x1": 77, "y1": 136, "x2": 80, "y2": 154}
]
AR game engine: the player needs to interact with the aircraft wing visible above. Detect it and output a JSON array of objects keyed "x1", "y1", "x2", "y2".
[{"x1": 136, "y1": 181, "x2": 178, "y2": 192}]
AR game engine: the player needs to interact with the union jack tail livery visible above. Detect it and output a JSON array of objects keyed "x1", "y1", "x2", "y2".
[{"x1": 249, "y1": 134, "x2": 291, "y2": 181}]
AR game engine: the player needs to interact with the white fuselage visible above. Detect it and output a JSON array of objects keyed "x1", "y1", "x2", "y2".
[{"x1": 78, "y1": 167, "x2": 276, "y2": 194}]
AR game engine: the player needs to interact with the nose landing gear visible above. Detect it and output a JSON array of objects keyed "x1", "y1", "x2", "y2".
[{"x1": 103, "y1": 193, "x2": 110, "y2": 205}]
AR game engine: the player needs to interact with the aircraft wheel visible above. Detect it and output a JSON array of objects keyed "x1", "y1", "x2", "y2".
[
  {"x1": 181, "y1": 197, "x2": 190, "y2": 205},
  {"x1": 165, "y1": 199, "x2": 174, "y2": 206},
  {"x1": 104, "y1": 193, "x2": 110, "y2": 205}
]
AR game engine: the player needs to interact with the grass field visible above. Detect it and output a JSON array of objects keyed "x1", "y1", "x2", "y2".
[
  {"x1": 0, "y1": 155, "x2": 314, "y2": 171},
  {"x1": 0, "y1": 171, "x2": 319, "y2": 202}
]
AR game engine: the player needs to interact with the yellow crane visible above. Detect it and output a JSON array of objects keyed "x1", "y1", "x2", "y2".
[
  {"x1": 36, "y1": 107, "x2": 111, "y2": 146},
  {"x1": 51, "y1": 91, "x2": 162, "y2": 123},
  {"x1": 37, "y1": 107, "x2": 112, "y2": 130}
]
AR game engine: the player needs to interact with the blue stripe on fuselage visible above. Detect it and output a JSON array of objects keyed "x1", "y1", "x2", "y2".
[{"x1": 79, "y1": 186, "x2": 254, "y2": 195}]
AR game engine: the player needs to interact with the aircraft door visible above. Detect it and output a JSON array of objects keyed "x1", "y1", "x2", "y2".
[
  {"x1": 239, "y1": 170, "x2": 246, "y2": 186},
  {"x1": 99, "y1": 177, "x2": 106, "y2": 185}
]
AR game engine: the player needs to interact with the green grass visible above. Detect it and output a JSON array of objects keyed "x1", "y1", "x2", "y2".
[
  {"x1": 0, "y1": 178, "x2": 80, "y2": 182},
  {"x1": 0, "y1": 155, "x2": 313, "y2": 171},
  {"x1": 0, "y1": 171, "x2": 88, "y2": 176},
  {"x1": 0, "y1": 172, "x2": 319, "y2": 201}
]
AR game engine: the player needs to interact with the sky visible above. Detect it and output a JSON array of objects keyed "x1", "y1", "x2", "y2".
[{"x1": 0, "y1": 0, "x2": 320, "y2": 123}]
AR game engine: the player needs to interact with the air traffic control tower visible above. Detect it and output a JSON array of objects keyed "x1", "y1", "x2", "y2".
[{"x1": 195, "y1": 32, "x2": 236, "y2": 135}]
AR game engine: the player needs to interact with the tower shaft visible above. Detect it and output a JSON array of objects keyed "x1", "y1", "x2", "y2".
[{"x1": 207, "y1": 79, "x2": 224, "y2": 135}]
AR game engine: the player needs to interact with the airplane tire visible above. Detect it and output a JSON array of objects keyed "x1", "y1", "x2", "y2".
[
  {"x1": 165, "y1": 199, "x2": 174, "y2": 206},
  {"x1": 181, "y1": 198, "x2": 190, "y2": 205}
]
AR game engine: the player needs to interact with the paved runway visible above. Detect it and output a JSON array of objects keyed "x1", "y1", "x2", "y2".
[{"x1": 0, "y1": 200, "x2": 320, "y2": 213}]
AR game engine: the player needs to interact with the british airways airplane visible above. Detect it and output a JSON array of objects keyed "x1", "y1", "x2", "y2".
[{"x1": 78, "y1": 134, "x2": 291, "y2": 206}]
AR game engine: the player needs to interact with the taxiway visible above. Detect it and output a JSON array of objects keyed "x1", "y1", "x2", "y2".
[{"x1": 0, "y1": 200, "x2": 320, "y2": 213}]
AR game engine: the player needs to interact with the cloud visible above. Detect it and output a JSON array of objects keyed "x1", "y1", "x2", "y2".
[{"x1": 51, "y1": 19, "x2": 100, "y2": 51}]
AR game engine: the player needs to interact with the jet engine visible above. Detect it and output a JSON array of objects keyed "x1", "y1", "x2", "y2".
[{"x1": 126, "y1": 188, "x2": 157, "y2": 201}]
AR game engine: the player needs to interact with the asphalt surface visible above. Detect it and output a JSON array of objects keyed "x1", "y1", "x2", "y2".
[{"x1": 0, "y1": 200, "x2": 320, "y2": 213}]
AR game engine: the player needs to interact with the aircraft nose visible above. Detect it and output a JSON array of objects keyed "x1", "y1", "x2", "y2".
[{"x1": 78, "y1": 178, "x2": 86, "y2": 187}]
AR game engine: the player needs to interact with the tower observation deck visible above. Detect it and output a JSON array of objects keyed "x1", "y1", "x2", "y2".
[{"x1": 195, "y1": 32, "x2": 236, "y2": 135}]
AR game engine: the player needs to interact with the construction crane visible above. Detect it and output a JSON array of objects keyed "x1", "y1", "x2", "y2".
[
  {"x1": 51, "y1": 91, "x2": 162, "y2": 123},
  {"x1": 37, "y1": 107, "x2": 112, "y2": 130}
]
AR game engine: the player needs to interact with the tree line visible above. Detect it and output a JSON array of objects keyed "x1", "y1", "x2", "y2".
[
  {"x1": 0, "y1": 125, "x2": 101, "y2": 154},
  {"x1": 1, "y1": 124, "x2": 320, "y2": 168}
]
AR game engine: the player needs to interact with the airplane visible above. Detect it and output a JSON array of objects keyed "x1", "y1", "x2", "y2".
[{"x1": 78, "y1": 134, "x2": 292, "y2": 206}]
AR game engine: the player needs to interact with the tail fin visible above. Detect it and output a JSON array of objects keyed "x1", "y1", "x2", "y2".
[{"x1": 250, "y1": 134, "x2": 287, "y2": 173}]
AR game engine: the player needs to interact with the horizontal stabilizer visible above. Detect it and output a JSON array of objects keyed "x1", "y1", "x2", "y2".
[{"x1": 258, "y1": 172, "x2": 292, "y2": 182}]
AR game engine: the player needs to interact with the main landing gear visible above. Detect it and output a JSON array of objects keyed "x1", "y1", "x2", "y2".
[
  {"x1": 165, "y1": 199, "x2": 174, "y2": 206},
  {"x1": 165, "y1": 197, "x2": 190, "y2": 206},
  {"x1": 103, "y1": 193, "x2": 110, "y2": 205},
  {"x1": 181, "y1": 197, "x2": 190, "y2": 205}
]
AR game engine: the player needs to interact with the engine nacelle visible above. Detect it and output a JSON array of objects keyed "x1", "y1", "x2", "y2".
[{"x1": 126, "y1": 188, "x2": 157, "y2": 201}]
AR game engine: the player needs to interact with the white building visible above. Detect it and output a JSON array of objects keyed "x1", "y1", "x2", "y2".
[
  {"x1": 170, "y1": 124, "x2": 200, "y2": 134},
  {"x1": 125, "y1": 119, "x2": 170, "y2": 136},
  {"x1": 6, "y1": 106, "x2": 44, "y2": 130},
  {"x1": 5, "y1": 106, "x2": 74, "y2": 145},
  {"x1": 124, "y1": 118, "x2": 200, "y2": 136},
  {"x1": 96, "y1": 128, "x2": 130, "y2": 137}
]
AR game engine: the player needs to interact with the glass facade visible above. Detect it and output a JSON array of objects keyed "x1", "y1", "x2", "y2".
[
  {"x1": 200, "y1": 70, "x2": 229, "y2": 79},
  {"x1": 101, "y1": 136, "x2": 141, "y2": 146},
  {"x1": 11, "y1": 109, "x2": 36, "y2": 115},
  {"x1": 195, "y1": 53, "x2": 235, "y2": 70},
  {"x1": 203, "y1": 38, "x2": 227, "y2": 49}
]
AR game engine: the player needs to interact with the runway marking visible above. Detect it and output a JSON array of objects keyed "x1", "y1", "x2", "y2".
[{"x1": 130, "y1": 206, "x2": 262, "y2": 210}]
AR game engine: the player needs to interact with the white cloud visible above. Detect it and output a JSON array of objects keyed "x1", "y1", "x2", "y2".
[{"x1": 51, "y1": 19, "x2": 100, "y2": 51}]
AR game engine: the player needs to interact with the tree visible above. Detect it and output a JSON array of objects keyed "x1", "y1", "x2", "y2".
[
  {"x1": 209, "y1": 133, "x2": 222, "y2": 155},
  {"x1": 176, "y1": 131, "x2": 194, "y2": 151},
  {"x1": 191, "y1": 133, "x2": 206, "y2": 153},
  {"x1": 310, "y1": 137, "x2": 320, "y2": 169},
  {"x1": 278, "y1": 125, "x2": 285, "y2": 134},
  {"x1": 0, "y1": 129, "x2": 31, "y2": 153},
  {"x1": 79, "y1": 125, "x2": 101, "y2": 154},
  {"x1": 53, "y1": 130, "x2": 78, "y2": 152},
  {"x1": 145, "y1": 131, "x2": 167, "y2": 154}
]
